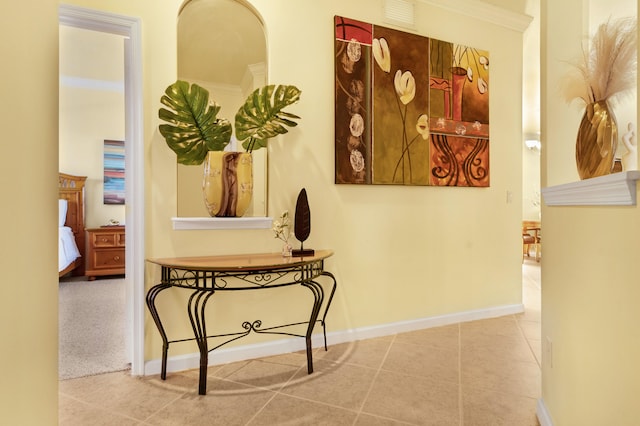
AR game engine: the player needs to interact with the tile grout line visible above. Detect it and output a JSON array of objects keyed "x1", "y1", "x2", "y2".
[
  {"x1": 59, "y1": 390, "x2": 159, "y2": 425},
  {"x1": 141, "y1": 388, "x2": 187, "y2": 424},
  {"x1": 516, "y1": 316, "x2": 542, "y2": 370},
  {"x1": 242, "y1": 372, "x2": 294, "y2": 426},
  {"x1": 242, "y1": 356, "x2": 375, "y2": 424},
  {"x1": 520, "y1": 263, "x2": 542, "y2": 370},
  {"x1": 351, "y1": 334, "x2": 398, "y2": 426}
]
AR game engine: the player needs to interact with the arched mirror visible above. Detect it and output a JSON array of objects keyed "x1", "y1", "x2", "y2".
[{"x1": 177, "y1": 0, "x2": 267, "y2": 217}]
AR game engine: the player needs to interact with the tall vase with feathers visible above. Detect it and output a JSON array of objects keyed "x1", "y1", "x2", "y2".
[
  {"x1": 562, "y1": 17, "x2": 637, "y2": 180},
  {"x1": 575, "y1": 100, "x2": 618, "y2": 179}
]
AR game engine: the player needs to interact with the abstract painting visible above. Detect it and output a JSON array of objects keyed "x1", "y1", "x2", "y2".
[
  {"x1": 334, "y1": 16, "x2": 490, "y2": 187},
  {"x1": 103, "y1": 139, "x2": 125, "y2": 204}
]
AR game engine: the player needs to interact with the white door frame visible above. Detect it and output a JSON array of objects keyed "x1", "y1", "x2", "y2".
[{"x1": 59, "y1": 4, "x2": 145, "y2": 375}]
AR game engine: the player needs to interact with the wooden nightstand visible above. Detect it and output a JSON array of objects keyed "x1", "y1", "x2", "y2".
[{"x1": 85, "y1": 226, "x2": 125, "y2": 280}]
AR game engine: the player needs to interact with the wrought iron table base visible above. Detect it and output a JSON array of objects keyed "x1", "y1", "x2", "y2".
[{"x1": 146, "y1": 253, "x2": 337, "y2": 395}]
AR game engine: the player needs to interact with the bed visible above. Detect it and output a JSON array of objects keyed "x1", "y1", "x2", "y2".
[{"x1": 59, "y1": 173, "x2": 87, "y2": 277}]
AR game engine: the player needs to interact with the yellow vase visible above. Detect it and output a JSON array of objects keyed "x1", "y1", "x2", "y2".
[
  {"x1": 202, "y1": 151, "x2": 253, "y2": 217},
  {"x1": 575, "y1": 100, "x2": 618, "y2": 180}
]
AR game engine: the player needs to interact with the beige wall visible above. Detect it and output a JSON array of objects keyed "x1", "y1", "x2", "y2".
[
  {"x1": 74, "y1": 0, "x2": 525, "y2": 353},
  {"x1": 523, "y1": 145, "x2": 541, "y2": 220},
  {"x1": 0, "y1": 1, "x2": 60, "y2": 423},
  {"x1": 58, "y1": 0, "x2": 527, "y2": 362},
  {"x1": 522, "y1": 0, "x2": 541, "y2": 221},
  {"x1": 540, "y1": 0, "x2": 640, "y2": 424},
  {"x1": 59, "y1": 26, "x2": 126, "y2": 228},
  {"x1": 1, "y1": 0, "x2": 529, "y2": 421}
]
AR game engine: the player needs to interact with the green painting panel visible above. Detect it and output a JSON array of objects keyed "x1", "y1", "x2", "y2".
[{"x1": 372, "y1": 25, "x2": 430, "y2": 185}]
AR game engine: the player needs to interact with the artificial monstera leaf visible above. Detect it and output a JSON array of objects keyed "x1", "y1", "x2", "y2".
[
  {"x1": 158, "y1": 80, "x2": 232, "y2": 165},
  {"x1": 236, "y1": 85, "x2": 301, "y2": 152}
]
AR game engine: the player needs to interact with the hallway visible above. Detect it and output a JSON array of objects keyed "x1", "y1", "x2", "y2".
[{"x1": 59, "y1": 261, "x2": 541, "y2": 425}]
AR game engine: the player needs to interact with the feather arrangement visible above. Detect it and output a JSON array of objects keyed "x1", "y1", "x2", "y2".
[{"x1": 562, "y1": 17, "x2": 637, "y2": 105}]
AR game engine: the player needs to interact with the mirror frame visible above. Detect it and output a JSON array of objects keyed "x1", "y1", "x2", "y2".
[{"x1": 175, "y1": 0, "x2": 269, "y2": 219}]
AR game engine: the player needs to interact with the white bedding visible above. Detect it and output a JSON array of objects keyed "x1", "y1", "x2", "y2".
[
  {"x1": 59, "y1": 199, "x2": 80, "y2": 272},
  {"x1": 59, "y1": 199, "x2": 68, "y2": 227},
  {"x1": 59, "y1": 226, "x2": 81, "y2": 272}
]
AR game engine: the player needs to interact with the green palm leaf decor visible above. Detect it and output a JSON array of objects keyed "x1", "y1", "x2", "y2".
[
  {"x1": 159, "y1": 81, "x2": 232, "y2": 165},
  {"x1": 236, "y1": 85, "x2": 302, "y2": 152},
  {"x1": 158, "y1": 81, "x2": 302, "y2": 162}
]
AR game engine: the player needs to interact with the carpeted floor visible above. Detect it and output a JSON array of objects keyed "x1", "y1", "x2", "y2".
[{"x1": 58, "y1": 277, "x2": 130, "y2": 380}]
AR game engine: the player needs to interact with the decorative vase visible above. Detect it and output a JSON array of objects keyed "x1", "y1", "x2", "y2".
[
  {"x1": 281, "y1": 242, "x2": 292, "y2": 257},
  {"x1": 450, "y1": 66, "x2": 467, "y2": 121},
  {"x1": 202, "y1": 151, "x2": 253, "y2": 217},
  {"x1": 575, "y1": 100, "x2": 618, "y2": 180}
]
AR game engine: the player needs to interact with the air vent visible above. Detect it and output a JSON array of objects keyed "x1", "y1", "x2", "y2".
[{"x1": 384, "y1": 0, "x2": 416, "y2": 29}]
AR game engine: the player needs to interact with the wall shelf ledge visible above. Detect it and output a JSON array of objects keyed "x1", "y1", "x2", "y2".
[
  {"x1": 541, "y1": 171, "x2": 640, "y2": 206},
  {"x1": 172, "y1": 217, "x2": 273, "y2": 230}
]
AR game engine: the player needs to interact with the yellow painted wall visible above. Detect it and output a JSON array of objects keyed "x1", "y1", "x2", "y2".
[
  {"x1": 57, "y1": 0, "x2": 527, "y2": 362},
  {"x1": 59, "y1": 26, "x2": 126, "y2": 227},
  {"x1": 540, "y1": 0, "x2": 640, "y2": 424},
  {"x1": 1, "y1": 1, "x2": 528, "y2": 420},
  {"x1": 0, "y1": 1, "x2": 60, "y2": 423}
]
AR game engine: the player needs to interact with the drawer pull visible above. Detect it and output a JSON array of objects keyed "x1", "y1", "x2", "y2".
[{"x1": 114, "y1": 256, "x2": 120, "y2": 261}]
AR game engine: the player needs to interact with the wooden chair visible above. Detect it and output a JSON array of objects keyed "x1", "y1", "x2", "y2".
[{"x1": 522, "y1": 220, "x2": 541, "y2": 262}]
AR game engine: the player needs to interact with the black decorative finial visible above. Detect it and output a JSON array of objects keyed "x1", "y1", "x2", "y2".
[{"x1": 292, "y1": 188, "x2": 314, "y2": 257}]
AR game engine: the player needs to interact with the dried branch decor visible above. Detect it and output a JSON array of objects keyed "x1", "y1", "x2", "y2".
[
  {"x1": 561, "y1": 17, "x2": 637, "y2": 180},
  {"x1": 562, "y1": 17, "x2": 637, "y2": 105}
]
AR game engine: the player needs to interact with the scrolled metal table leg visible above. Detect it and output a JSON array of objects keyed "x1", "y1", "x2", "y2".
[
  {"x1": 302, "y1": 279, "x2": 324, "y2": 374},
  {"x1": 319, "y1": 271, "x2": 337, "y2": 351},
  {"x1": 187, "y1": 288, "x2": 215, "y2": 395},
  {"x1": 145, "y1": 283, "x2": 172, "y2": 380}
]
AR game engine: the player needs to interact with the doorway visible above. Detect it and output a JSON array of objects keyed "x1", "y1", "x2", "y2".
[{"x1": 58, "y1": 4, "x2": 144, "y2": 376}]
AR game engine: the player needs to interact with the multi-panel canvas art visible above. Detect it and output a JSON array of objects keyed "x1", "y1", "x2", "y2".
[
  {"x1": 334, "y1": 16, "x2": 490, "y2": 187},
  {"x1": 103, "y1": 139, "x2": 125, "y2": 204}
]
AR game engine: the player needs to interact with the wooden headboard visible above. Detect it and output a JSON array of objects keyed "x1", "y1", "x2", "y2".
[{"x1": 59, "y1": 173, "x2": 87, "y2": 275}]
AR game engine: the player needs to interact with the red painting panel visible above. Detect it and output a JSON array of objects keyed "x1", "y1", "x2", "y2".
[
  {"x1": 429, "y1": 39, "x2": 490, "y2": 134},
  {"x1": 335, "y1": 16, "x2": 373, "y2": 45},
  {"x1": 430, "y1": 134, "x2": 490, "y2": 187}
]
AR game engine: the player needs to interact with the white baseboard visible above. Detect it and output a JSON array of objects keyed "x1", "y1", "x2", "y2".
[
  {"x1": 537, "y1": 398, "x2": 554, "y2": 426},
  {"x1": 144, "y1": 303, "x2": 524, "y2": 376}
]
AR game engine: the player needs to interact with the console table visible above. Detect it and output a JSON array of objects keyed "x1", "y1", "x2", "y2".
[{"x1": 146, "y1": 250, "x2": 337, "y2": 395}]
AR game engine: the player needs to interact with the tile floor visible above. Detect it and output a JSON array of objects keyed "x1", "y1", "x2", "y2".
[{"x1": 59, "y1": 260, "x2": 541, "y2": 425}]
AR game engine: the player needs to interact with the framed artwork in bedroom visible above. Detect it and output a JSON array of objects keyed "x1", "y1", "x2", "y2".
[{"x1": 104, "y1": 139, "x2": 125, "y2": 204}]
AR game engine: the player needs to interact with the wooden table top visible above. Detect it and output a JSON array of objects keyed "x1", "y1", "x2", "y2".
[{"x1": 147, "y1": 249, "x2": 334, "y2": 272}]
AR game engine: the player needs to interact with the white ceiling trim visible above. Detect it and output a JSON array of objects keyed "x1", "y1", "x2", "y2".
[
  {"x1": 418, "y1": 0, "x2": 533, "y2": 33},
  {"x1": 59, "y1": 4, "x2": 133, "y2": 37}
]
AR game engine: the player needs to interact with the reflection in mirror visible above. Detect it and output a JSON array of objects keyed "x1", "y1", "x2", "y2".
[{"x1": 177, "y1": 0, "x2": 267, "y2": 217}]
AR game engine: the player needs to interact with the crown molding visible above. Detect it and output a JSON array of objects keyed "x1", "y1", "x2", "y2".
[{"x1": 418, "y1": 0, "x2": 533, "y2": 33}]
